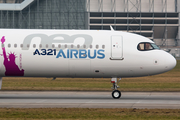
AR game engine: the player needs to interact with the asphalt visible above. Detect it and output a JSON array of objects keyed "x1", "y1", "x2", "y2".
[{"x1": 0, "y1": 91, "x2": 180, "y2": 109}]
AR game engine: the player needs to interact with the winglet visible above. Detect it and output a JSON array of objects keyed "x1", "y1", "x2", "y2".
[{"x1": 110, "y1": 25, "x2": 114, "y2": 31}]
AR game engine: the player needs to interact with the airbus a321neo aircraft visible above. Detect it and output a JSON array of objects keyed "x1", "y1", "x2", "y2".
[{"x1": 0, "y1": 27, "x2": 177, "y2": 99}]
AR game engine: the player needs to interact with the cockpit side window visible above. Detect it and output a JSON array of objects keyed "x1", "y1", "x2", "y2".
[
  {"x1": 145, "y1": 43, "x2": 153, "y2": 50},
  {"x1": 138, "y1": 43, "x2": 145, "y2": 50},
  {"x1": 137, "y1": 42, "x2": 159, "y2": 51},
  {"x1": 151, "y1": 43, "x2": 160, "y2": 49}
]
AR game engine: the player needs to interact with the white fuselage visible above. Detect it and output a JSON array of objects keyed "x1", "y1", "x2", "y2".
[{"x1": 0, "y1": 29, "x2": 176, "y2": 78}]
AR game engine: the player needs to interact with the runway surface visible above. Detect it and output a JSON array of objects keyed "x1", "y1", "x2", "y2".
[{"x1": 0, "y1": 91, "x2": 180, "y2": 109}]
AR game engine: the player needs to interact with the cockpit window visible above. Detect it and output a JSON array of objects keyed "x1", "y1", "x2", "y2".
[
  {"x1": 151, "y1": 43, "x2": 160, "y2": 49},
  {"x1": 137, "y1": 42, "x2": 159, "y2": 51}
]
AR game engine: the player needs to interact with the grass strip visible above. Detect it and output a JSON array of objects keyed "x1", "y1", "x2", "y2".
[{"x1": 0, "y1": 108, "x2": 180, "y2": 120}]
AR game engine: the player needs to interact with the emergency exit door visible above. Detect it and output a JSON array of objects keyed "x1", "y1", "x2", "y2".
[{"x1": 111, "y1": 36, "x2": 123, "y2": 60}]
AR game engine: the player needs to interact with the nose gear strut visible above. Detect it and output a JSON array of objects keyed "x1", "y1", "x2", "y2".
[{"x1": 111, "y1": 77, "x2": 121, "y2": 99}]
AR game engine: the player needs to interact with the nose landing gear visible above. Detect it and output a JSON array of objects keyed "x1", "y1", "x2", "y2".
[{"x1": 111, "y1": 77, "x2": 121, "y2": 99}]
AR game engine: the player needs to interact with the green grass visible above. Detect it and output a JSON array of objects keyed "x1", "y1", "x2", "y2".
[
  {"x1": 1, "y1": 60, "x2": 180, "y2": 91},
  {"x1": 0, "y1": 108, "x2": 180, "y2": 120}
]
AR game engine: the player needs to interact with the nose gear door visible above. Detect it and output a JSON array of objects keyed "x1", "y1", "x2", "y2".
[{"x1": 110, "y1": 36, "x2": 123, "y2": 60}]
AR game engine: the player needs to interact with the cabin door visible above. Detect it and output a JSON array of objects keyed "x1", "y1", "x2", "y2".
[{"x1": 111, "y1": 36, "x2": 123, "y2": 60}]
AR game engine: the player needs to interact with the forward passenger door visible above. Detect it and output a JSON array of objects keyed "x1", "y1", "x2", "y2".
[{"x1": 110, "y1": 36, "x2": 123, "y2": 60}]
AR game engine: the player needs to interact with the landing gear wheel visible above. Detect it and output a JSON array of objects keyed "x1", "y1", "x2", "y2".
[{"x1": 112, "y1": 90, "x2": 121, "y2": 99}]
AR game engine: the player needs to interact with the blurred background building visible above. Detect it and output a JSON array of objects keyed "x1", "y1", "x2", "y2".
[{"x1": 0, "y1": 0, "x2": 180, "y2": 57}]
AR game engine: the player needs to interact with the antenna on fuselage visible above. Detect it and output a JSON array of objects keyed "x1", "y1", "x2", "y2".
[{"x1": 110, "y1": 25, "x2": 114, "y2": 31}]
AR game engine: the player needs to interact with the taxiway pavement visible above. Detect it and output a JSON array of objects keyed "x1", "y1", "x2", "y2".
[{"x1": 0, "y1": 91, "x2": 180, "y2": 109}]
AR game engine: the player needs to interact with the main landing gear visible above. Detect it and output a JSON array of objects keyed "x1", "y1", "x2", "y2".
[{"x1": 111, "y1": 77, "x2": 121, "y2": 99}]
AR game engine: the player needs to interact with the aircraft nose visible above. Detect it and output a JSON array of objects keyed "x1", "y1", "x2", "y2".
[{"x1": 165, "y1": 53, "x2": 177, "y2": 70}]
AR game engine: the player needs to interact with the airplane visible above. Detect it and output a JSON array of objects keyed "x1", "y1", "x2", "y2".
[{"x1": 0, "y1": 27, "x2": 177, "y2": 99}]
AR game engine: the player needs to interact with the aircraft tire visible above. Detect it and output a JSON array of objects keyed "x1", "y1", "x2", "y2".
[{"x1": 112, "y1": 90, "x2": 121, "y2": 99}]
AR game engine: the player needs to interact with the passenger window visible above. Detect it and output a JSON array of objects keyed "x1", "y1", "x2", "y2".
[
  {"x1": 102, "y1": 45, "x2": 105, "y2": 49},
  {"x1": 33, "y1": 44, "x2": 36, "y2": 48},
  {"x1": 27, "y1": 44, "x2": 30, "y2": 48},
  {"x1": 20, "y1": 44, "x2": 23, "y2": 48},
  {"x1": 77, "y1": 44, "x2": 80, "y2": 48},
  {"x1": 39, "y1": 44, "x2": 42, "y2": 48},
  {"x1": 71, "y1": 44, "x2": 74, "y2": 48},
  {"x1": 65, "y1": 44, "x2": 67, "y2": 48},
  {"x1": 14, "y1": 44, "x2": 17, "y2": 48},
  {"x1": 8, "y1": 44, "x2": 11, "y2": 48},
  {"x1": 96, "y1": 45, "x2": 99, "y2": 49},
  {"x1": 83, "y1": 45, "x2": 86, "y2": 48},
  {"x1": 90, "y1": 45, "x2": 92, "y2": 49},
  {"x1": 58, "y1": 44, "x2": 61, "y2": 48}
]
